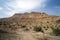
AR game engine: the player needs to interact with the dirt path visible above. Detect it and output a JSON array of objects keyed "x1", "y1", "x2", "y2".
[
  {"x1": 16, "y1": 29, "x2": 37, "y2": 40},
  {"x1": 0, "y1": 31, "x2": 60, "y2": 40},
  {"x1": 20, "y1": 32, "x2": 37, "y2": 40}
]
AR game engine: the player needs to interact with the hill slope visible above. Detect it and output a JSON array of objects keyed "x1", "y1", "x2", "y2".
[
  {"x1": 0, "y1": 12, "x2": 60, "y2": 33},
  {"x1": 0, "y1": 12, "x2": 60, "y2": 40}
]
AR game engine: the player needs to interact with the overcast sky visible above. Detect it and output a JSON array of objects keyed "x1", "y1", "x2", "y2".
[{"x1": 0, "y1": 0, "x2": 60, "y2": 18}]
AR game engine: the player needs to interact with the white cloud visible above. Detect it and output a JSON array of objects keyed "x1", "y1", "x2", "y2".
[
  {"x1": 0, "y1": 7, "x2": 3, "y2": 10},
  {"x1": 2, "y1": 0, "x2": 47, "y2": 17}
]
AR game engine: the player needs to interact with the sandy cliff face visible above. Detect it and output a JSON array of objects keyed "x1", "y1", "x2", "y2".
[{"x1": 0, "y1": 12, "x2": 60, "y2": 40}]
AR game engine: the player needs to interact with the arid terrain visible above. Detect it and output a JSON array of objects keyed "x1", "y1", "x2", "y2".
[{"x1": 0, "y1": 12, "x2": 60, "y2": 40}]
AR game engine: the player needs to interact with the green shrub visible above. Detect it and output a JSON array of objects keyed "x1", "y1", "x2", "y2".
[
  {"x1": 21, "y1": 24, "x2": 26, "y2": 28},
  {"x1": 34, "y1": 26, "x2": 43, "y2": 32},
  {"x1": 52, "y1": 28, "x2": 60, "y2": 36}
]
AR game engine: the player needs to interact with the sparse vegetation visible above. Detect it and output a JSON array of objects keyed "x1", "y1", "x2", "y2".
[
  {"x1": 43, "y1": 26, "x2": 46, "y2": 29},
  {"x1": 0, "y1": 30, "x2": 8, "y2": 33},
  {"x1": 34, "y1": 26, "x2": 43, "y2": 32},
  {"x1": 52, "y1": 27, "x2": 60, "y2": 36},
  {"x1": 45, "y1": 29, "x2": 47, "y2": 30},
  {"x1": 47, "y1": 25, "x2": 49, "y2": 28},
  {"x1": 21, "y1": 24, "x2": 26, "y2": 28}
]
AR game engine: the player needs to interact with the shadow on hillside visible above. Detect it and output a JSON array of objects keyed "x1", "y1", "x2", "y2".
[{"x1": 0, "y1": 30, "x2": 8, "y2": 33}]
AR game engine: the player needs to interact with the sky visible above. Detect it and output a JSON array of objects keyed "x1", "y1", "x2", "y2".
[{"x1": 0, "y1": 0, "x2": 60, "y2": 18}]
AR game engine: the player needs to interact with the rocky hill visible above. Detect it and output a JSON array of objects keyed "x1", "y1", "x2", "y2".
[{"x1": 0, "y1": 12, "x2": 60, "y2": 40}]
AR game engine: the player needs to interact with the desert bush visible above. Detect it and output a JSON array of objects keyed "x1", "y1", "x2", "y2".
[
  {"x1": 43, "y1": 26, "x2": 46, "y2": 29},
  {"x1": 34, "y1": 26, "x2": 43, "y2": 32},
  {"x1": 21, "y1": 24, "x2": 26, "y2": 28},
  {"x1": 52, "y1": 28, "x2": 60, "y2": 36},
  {"x1": 0, "y1": 30, "x2": 8, "y2": 33}
]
